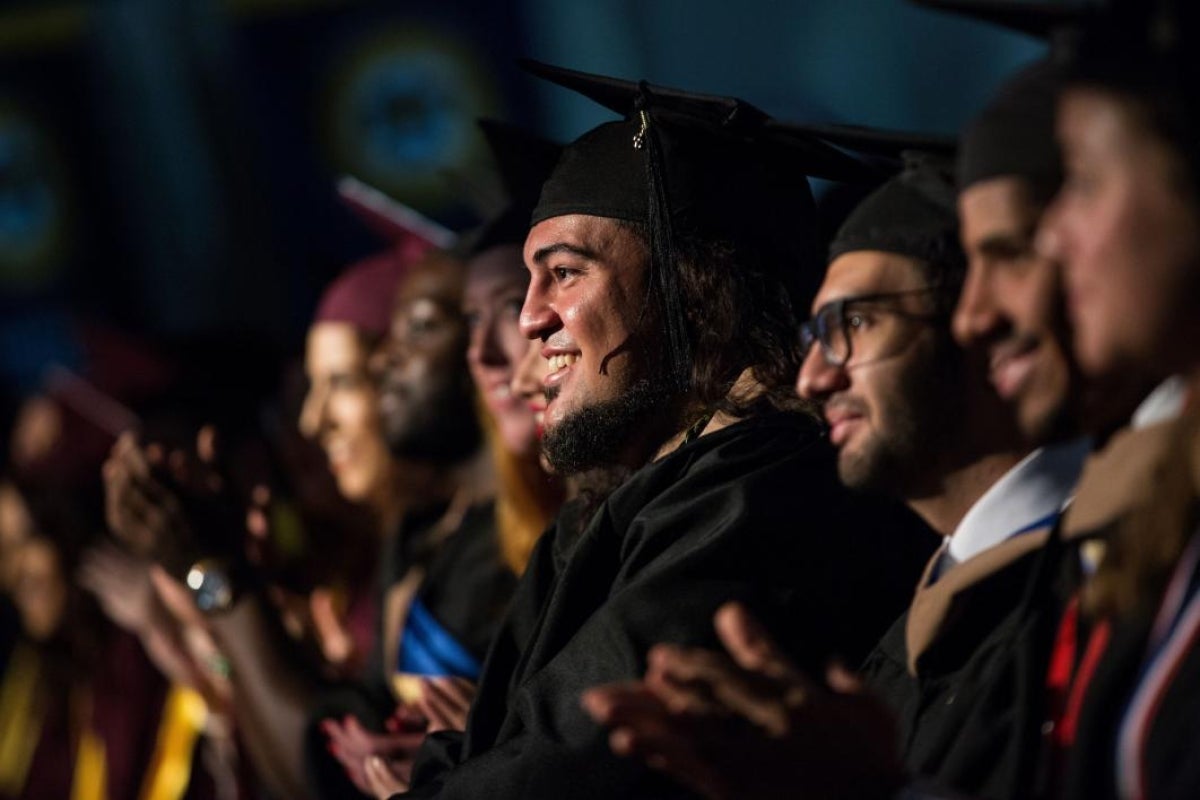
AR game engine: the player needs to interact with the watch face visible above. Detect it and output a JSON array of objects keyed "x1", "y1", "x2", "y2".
[{"x1": 186, "y1": 561, "x2": 234, "y2": 613}]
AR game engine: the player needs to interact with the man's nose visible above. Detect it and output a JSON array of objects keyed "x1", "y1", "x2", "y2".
[
  {"x1": 520, "y1": 281, "x2": 559, "y2": 341},
  {"x1": 796, "y1": 346, "x2": 850, "y2": 401},
  {"x1": 953, "y1": 263, "x2": 1003, "y2": 347}
]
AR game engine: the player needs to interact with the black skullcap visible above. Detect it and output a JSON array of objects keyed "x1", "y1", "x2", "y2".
[
  {"x1": 772, "y1": 122, "x2": 956, "y2": 254},
  {"x1": 958, "y1": 57, "x2": 1066, "y2": 196},
  {"x1": 459, "y1": 120, "x2": 562, "y2": 257},
  {"x1": 829, "y1": 152, "x2": 965, "y2": 277},
  {"x1": 523, "y1": 60, "x2": 874, "y2": 391}
]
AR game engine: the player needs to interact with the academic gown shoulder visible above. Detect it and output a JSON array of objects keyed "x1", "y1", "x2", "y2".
[
  {"x1": 862, "y1": 527, "x2": 1081, "y2": 800},
  {"x1": 405, "y1": 410, "x2": 934, "y2": 800}
]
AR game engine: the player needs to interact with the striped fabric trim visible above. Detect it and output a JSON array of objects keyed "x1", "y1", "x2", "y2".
[{"x1": 1115, "y1": 529, "x2": 1200, "y2": 800}]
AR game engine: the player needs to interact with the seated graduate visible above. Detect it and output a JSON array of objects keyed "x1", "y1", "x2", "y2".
[
  {"x1": 347, "y1": 121, "x2": 573, "y2": 798},
  {"x1": 393, "y1": 62, "x2": 934, "y2": 800},
  {"x1": 1031, "y1": 3, "x2": 1200, "y2": 797},
  {"x1": 457, "y1": 120, "x2": 567, "y2": 579}
]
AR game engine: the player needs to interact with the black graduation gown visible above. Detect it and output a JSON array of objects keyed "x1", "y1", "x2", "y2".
[
  {"x1": 862, "y1": 526, "x2": 1081, "y2": 800},
  {"x1": 1060, "y1": 411, "x2": 1200, "y2": 800},
  {"x1": 404, "y1": 411, "x2": 934, "y2": 800},
  {"x1": 307, "y1": 501, "x2": 516, "y2": 799},
  {"x1": 1062, "y1": 607, "x2": 1200, "y2": 800}
]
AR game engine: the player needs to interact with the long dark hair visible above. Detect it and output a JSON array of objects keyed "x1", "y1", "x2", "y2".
[
  {"x1": 671, "y1": 231, "x2": 814, "y2": 420},
  {"x1": 616, "y1": 215, "x2": 821, "y2": 423}
]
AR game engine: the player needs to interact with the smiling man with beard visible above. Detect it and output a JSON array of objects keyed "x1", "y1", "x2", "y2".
[{"x1": 390, "y1": 63, "x2": 934, "y2": 800}]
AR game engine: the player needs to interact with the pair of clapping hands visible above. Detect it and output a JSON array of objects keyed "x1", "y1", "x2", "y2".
[
  {"x1": 583, "y1": 603, "x2": 906, "y2": 800},
  {"x1": 322, "y1": 677, "x2": 476, "y2": 798},
  {"x1": 102, "y1": 427, "x2": 257, "y2": 578}
]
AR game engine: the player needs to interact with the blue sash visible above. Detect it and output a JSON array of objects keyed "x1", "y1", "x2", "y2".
[{"x1": 397, "y1": 597, "x2": 482, "y2": 679}]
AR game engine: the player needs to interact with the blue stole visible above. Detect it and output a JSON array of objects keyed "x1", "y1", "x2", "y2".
[{"x1": 397, "y1": 597, "x2": 482, "y2": 679}]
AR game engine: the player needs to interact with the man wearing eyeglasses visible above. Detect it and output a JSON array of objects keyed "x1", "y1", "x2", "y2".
[
  {"x1": 797, "y1": 154, "x2": 1086, "y2": 576},
  {"x1": 798, "y1": 159, "x2": 1026, "y2": 550},
  {"x1": 796, "y1": 151, "x2": 1093, "y2": 798}
]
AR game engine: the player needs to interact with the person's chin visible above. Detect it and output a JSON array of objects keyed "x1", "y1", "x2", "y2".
[{"x1": 1016, "y1": 385, "x2": 1070, "y2": 445}]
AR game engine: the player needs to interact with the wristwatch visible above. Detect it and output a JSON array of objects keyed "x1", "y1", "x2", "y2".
[{"x1": 185, "y1": 558, "x2": 240, "y2": 614}]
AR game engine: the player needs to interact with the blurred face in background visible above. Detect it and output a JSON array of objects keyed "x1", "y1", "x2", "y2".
[
  {"x1": 1039, "y1": 87, "x2": 1200, "y2": 380},
  {"x1": 954, "y1": 176, "x2": 1078, "y2": 444},
  {"x1": 0, "y1": 484, "x2": 67, "y2": 642},
  {"x1": 376, "y1": 254, "x2": 480, "y2": 464},
  {"x1": 12, "y1": 536, "x2": 67, "y2": 641},
  {"x1": 299, "y1": 322, "x2": 395, "y2": 508},
  {"x1": 0, "y1": 481, "x2": 33, "y2": 590},
  {"x1": 465, "y1": 244, "x2": 539, "y2": 458}
]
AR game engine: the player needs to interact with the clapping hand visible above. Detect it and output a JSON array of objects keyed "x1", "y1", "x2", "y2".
[{"x1": 582, "y1": 602, "x2": 905, "y2": 800}]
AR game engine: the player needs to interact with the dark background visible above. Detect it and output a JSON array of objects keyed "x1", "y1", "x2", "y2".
[{"x1": 0, "y1": 0, "x2": 1045, "y2": 400}]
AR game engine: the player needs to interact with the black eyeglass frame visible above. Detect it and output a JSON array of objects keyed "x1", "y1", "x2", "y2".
[{"x1": 799, "y1": 285, "x2": 948, "y2": 368}]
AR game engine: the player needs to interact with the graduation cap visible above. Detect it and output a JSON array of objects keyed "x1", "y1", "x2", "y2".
[
  {"x1": 787, "y1": 123, "x2": 956, "y2": 161},
  {"x1": 336, "y1": 175, "x2": 458, "y2": 251},
  {"x1": 329, "y1": 177, "x2": 458, "y2": 337},
  {"x1": 828, "y1": 151, "x2": 965, "y2": 277},
  {"x1": 456, "y1": 120, "x2": 562, "y2": 258},
  {"x1": 520, "y1": 59, "x2": 873, "y2": 390},
  {"x1": 770, "y1": 121, "x2": 956, "y2": 178}
]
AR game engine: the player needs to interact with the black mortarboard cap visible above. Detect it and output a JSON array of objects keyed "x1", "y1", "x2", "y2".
[
  {"x1": 829, "y1": 152, "x2": 965, "y2": 278},
  {"x1": 784, "y1": 123, "x2": 956, "y2": 161},
  {"x1": 522, "y1": 60, "x2": 873, "y2": 390},
  {"x1": 458, "y1": 120, "x2": 562, "y2": 257},
  {"x1": 773, "y1": 121, "x2": 956, "y2": 179},
  {"x1": 958, "y1": 57, "x2": 1065, "y2": 195},
  {"x1": 524, "y1": 60, "x2": 875, "y2": 228}
]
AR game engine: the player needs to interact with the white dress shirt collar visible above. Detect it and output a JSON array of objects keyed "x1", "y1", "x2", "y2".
[{"x1": 943, "y1": 437, "x2": 1091, "y2": 568}]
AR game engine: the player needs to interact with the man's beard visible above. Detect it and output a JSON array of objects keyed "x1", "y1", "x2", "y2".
[
  {"x1": 541, "y1": 378, "x2": 671, "y2": 476},
  {"x1": 838, "y1": 341, "x2": 965, "y2": 496},
  {"x1": 381, "y1": 371, "x2": 481, "y2": 465}
]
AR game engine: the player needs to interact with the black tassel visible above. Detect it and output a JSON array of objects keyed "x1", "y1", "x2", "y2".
[{"x1": 635, "y1": 88, "x2": 692, "y2": 394}]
